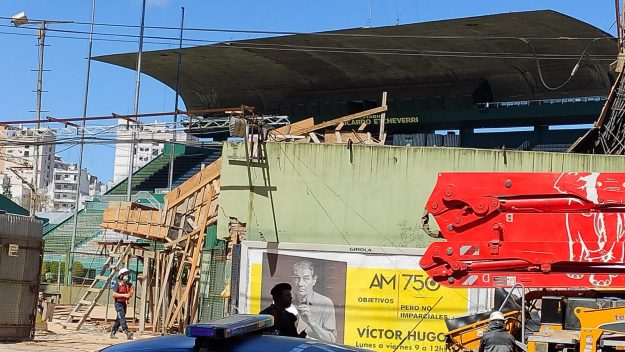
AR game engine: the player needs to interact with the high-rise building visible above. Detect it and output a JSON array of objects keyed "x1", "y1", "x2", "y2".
[
  {"x1": 112, "y1": 121, "x2": 197, "y2": 184},
  {"x1": 47, "y1": 156, "x2": 89, "y2": 212},
  {"x1": 0, "y1": 126, "x2": 56, "y2": 211}
]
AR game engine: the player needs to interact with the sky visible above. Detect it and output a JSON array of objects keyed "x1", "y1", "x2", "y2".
[{"x1": 0, "y1": 0, "x2": 618, "y2": 183}]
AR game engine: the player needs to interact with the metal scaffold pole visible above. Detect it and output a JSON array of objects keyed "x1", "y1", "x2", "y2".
[
  {"x1": 68, "y1": 0, "x2": 96, "y2": 286},
  {"x1": 167, "y1": 6, "x2": 185, "y2": 191},
  {"x1": 127, "y1": 0, "x2": 147, "y2": 203}
]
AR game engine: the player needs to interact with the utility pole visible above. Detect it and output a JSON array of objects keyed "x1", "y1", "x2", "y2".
[
  {"x1": 68, "y1": 0, "x2": 96, "y2": 287},
  {"x1": 30, "y1": 21, "x2": 46, "y2": 217},
  {"x1": 167, "y1": 7, "x2": 185, "y2": 191},
  {"x1": 10, "y1": 12, "x2": 72, "y2": 216},
  {"x1": 127, "y1": 0, "x2": 147, "y2": 203},
  {"x1": 367, "y1": 0, "x2": 373, "y2": 28}
]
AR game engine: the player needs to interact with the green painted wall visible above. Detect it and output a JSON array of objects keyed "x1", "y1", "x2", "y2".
[{"x1": 218, "y1": 142, "x2": 625, "y2": 248}]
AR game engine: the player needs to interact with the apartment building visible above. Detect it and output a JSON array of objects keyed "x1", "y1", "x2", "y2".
[
  {"x1": 48, "y1": 156, "x2": 102, "y2": 212},
  {"x1": 112, "y1": 121, "x2": 197, "y2": 184},
  {"x1": 0, "y1": 126, "x2": 56, "y2": 210}
]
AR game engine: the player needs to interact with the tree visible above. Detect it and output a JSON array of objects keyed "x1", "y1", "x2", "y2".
[
  {"x1": 45, "y1": 261, "x2": 66, "y2": 283},
  {"x1": 72, "y1": 261, "x2": 86, "y2": 279},
  {"x1": 2, "y1": 176, "x2": 12, "y2": 199},
  {"x1": 40, "y1": 261, "x2": 51, "y2": 282}
]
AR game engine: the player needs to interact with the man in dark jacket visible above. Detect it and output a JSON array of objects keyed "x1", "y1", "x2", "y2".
[
  {"x1": 260, "y1": 283, "x2": 306, "y2": 338},
  {"x1": 478, "y1": 311, "x2": 516, "y2": 352}
]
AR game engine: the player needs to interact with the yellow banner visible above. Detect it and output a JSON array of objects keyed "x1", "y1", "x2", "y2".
[
  {"x1": 344, "y1": 268, "x2": 467, "y2": 351},
  {"x1": 249, "y1": 261, "x2": 468, "y2": 352}
]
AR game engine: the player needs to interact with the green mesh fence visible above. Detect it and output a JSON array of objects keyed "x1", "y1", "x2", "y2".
[
  {"x1": 198, "y1": 239, "x2": 227, "y2": 322},
  {"x1": 43, "y1": 208, "x2": 105, "y2": 254}
]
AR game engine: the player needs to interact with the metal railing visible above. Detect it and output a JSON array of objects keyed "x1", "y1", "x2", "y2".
[
  {"x1": 475, "y1": 96, "x2": 606, "y2": 110},
  {"x1": 92, "y1": 191, "x2": 162, "y2": 209},
  {"x1": 516, "y1": 140, "x2": 531, "y2": 151}
]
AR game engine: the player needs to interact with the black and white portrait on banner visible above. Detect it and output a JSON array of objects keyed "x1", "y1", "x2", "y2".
[{"x1": 260, "y1": 253, "x2": 347, "y2": 343}]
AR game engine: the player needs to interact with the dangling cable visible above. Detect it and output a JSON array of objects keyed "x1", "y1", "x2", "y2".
[{"x1": 520, "y1": 37, "x2": 605, "y2": 91}]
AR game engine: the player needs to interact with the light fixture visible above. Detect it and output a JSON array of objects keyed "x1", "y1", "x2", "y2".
[
  {"x1": 11, "y1": 12, "x2": 29, "y2": 26},
  {"x1": 229, "y1": 116, "x2": 247, "y2": 137}
]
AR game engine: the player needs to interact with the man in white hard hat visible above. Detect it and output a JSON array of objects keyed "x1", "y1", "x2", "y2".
[
  {"x1": 478, "y1": 311, "x2": 516, "y2": 352},
  {"x1": 110, "y1": 268, "x2": 134, "y2": 339}
]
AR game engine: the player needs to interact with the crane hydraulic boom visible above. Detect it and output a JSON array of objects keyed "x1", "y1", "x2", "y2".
[{"x1": 420, "y1": 172, "x2": 625, "y2": 288}]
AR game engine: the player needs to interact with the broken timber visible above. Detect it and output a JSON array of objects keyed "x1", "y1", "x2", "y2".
[{"x1": 97, "y1": 95, "x2": 388, "y2": 333}]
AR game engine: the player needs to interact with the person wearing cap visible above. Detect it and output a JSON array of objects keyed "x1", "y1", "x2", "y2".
[
  {"x1": 260, "y1": 282, "x2": 306, "y2": 338},
  {"x1": 110, "y1": 268, "x2": 134, "y2": 340},
  {"x1": 478, "y1": 311, "x2": 516, "y2": 352}
]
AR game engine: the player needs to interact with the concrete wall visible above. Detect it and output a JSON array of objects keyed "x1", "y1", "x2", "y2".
[{"x1": 218, "y1": 142, "x2": 625, "y2": 248}]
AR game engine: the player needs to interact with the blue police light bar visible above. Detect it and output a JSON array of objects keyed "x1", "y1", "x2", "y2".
[{"x1": 185, "y1": 314, "x2": 273, "y2": 339}]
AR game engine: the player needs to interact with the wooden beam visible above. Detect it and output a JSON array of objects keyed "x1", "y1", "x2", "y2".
[
  {"x1": 153, "y1": 252, "x2": 174, "y2": 333},
  {"x1": 165, "y1": 239, "x2": 192, "y2": 327},
  {"x1": 335, "y1": 131, "x2": 342, "y2": 143},
  {"x1": 292, "y1": 105, "x2": 387, "y2": 136},
  {"x1": 168, "y1": 228, "x2": 205, "y2": 327},
  {"x1": 139, "y1": 257, "x2": 151, "y2": 334},
  {"x1": 378, "y1": 91, "x2": 388, "y2": 144},
  {"x1": 308, "y1": 132, "x2": 321, "y2": 144},
  {"x1": 189, "y1": 279, "x2": 201, "y2": 324},
  {"x1": 270, "y1": 117, "x2": 315, "y2": 140}
]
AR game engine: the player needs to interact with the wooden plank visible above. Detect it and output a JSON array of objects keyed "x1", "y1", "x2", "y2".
[
  {"x1": 165, "y1": 240, "x2": 192, "y2": 327},
  {"x1": 378, "y1": 91, "x2": 387, "y2": 144},
  {"x1": 152, "y1": 252, "x2": 161, "y2": 333},
  {"x1": 139, "y1": 257, "x2": 151, "y2": 334},
  {"x1": 153, "y1": 252, "x2": 174, "y2": 333},
  {"x1": 293, "y1": 105, "x2": 387, "y2": 136},
  {"x1": 147, "y1": 267, "x2": 155, "y2": 333},
  {"x1": 351, "y1": 131, "x2": 365, "y2": 144},
  {"x1": 335, "y1": 131, "x2": 342, "y2": 143},
  {"x1": 189, "y1": 280, "x2": 201, "y2": 324},
  {"x1": 308, "y1": 132, "x2": 321, "y2": 144},
  {"x1": 164, "y1": 158, "x2": 221, "y2": 208},
  {"x1": 169, "y1": 223, "x2": 207, "y2": 331},
  {"x1": 269, "y1": 117, "x2": 315, "y2": 140},
  {"x1": 324, "y1": 131, "x2": 370, "y2": 144},
  {"x1": 164, "y1": 233, "x2": 191, "y2": 248}
]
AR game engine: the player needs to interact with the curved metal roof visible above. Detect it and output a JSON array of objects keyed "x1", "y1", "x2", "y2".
[{"x1": 95, "y1": 10, "x2": 617, "y2": 112}]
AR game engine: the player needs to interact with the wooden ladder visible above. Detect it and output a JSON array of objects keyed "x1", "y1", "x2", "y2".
[{"x1": 64, "y1": 241, "x2": 132, "y2": 330}]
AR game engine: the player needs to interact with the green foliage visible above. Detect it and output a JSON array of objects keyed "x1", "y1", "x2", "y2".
[
  {"x1": 2, "y1": 177, "x2": 11, "y2": 199},
  {"x1": 40, "y1": 261, "x2": 51, "y2": 281},
  {"x1": 40, "y1": 261, "x2": 66, "y2": 283},
  {"x1": 72, "y1": 261, "x2": 85, "y2": 279}
]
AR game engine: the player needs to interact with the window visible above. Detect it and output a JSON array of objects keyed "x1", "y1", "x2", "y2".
[{"x1": 23, "y1": 151, "x2": 29, "y2": 157}]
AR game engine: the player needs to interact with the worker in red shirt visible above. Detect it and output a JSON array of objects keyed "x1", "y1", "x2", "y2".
[{"x1": 110, "y1": 268, "x2": 134, "y2": 339}]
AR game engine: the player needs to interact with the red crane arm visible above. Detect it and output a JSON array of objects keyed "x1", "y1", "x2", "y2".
[{"x1": 420, "y1": 172, "x2": 625, "y2": 288}]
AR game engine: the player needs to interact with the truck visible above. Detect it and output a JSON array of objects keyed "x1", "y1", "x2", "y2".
[{"x1": 420, "y1": 172, "x2": 625, "y2": 352}]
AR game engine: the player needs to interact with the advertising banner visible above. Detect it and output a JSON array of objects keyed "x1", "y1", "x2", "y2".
[{"x1": 238, "y1": 242, "x2": 489, "y2": 352}]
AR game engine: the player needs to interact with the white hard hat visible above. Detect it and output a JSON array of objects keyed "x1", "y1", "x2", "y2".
[
  {"x1": 118, "y1": 268, "x2": 130, "y2": 277},
  {"x1": 489, "y1": 311, "x2": 505, "y2": 321}
]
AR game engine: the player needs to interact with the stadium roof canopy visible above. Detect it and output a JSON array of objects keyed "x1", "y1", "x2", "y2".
[{"x1": 95, "y1": 10, "x2": 617, "y2": 113}]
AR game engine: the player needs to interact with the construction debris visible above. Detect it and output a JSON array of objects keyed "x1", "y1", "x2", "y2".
[{"x1": 77, "y1": 98, "x2": 387, "y2": 334}]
